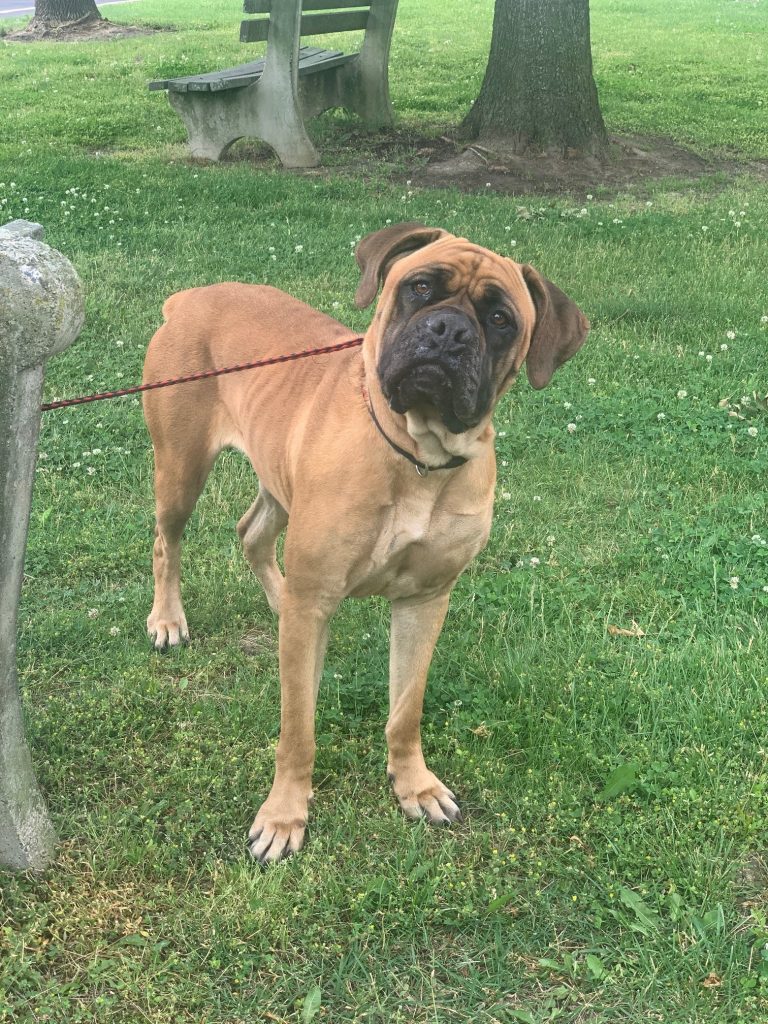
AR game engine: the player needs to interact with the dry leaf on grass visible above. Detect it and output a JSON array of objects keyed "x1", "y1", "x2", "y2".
[{"x1": 607, "y1": 621, "x2": 646, "y2": 638}]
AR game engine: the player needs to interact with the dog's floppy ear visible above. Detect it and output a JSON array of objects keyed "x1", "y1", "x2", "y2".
[
  {"x1": 355, "y1": 222, "x2": 449, "y2": 309},
  {"x1": 522, "y1": 265, "x2": 590, "y2": 390}
]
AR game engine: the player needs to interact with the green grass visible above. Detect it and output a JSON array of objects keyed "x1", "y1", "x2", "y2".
[{"x1": 2, "y1": 1, "x2": 768, "y2": 1021}]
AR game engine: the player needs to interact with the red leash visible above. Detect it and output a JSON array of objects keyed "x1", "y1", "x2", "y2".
[{"x1": 40, "y1": 336, "x2": 365, "y2": 412}]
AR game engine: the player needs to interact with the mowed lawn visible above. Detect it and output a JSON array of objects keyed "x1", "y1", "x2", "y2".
[{"x1": 1, "y1": 1, "x2": 768, "y2": 1021}]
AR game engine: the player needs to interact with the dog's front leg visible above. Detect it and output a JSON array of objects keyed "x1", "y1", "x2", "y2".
[
  {"x1": 386, "y1": 591, "x2": 462, "y2": 825},
  {"x1": 248, "y1": 592, "x2": 331, "y2": 864}
]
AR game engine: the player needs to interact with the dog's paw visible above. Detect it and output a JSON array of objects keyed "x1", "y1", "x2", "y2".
[
  {"x1": 147, "y1": 610, "x2": 189, "y2": 651},
  {"x1": 388, "y1": 768, "x2": 462, "y2": 825},
  {"x1": 247, "y1": 795, "x2": 309, "y2": 865}
]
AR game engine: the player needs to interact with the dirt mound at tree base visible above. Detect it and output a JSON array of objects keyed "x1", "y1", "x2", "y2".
[
  {"x1": 420, "y1": 133, "x2": 768, "y2": 196},
  {"x1": 6, "y1": 16, "x2": 159, "y2": 42}
]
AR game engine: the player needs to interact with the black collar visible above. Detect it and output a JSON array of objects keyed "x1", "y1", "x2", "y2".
[{"x1": 362, "y1": 386, "x2": 467, "y2": 476}]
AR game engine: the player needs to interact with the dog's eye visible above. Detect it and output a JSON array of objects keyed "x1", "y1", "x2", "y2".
[
  {"x1": 489, "y1": 310, "x2": 511, "y2": 328},
  {"x1": 412, "y1": 280, "x2": 432, "y2": 299}
]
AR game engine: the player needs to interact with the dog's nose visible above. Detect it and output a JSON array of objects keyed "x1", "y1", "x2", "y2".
[{"x1": 423, "y1": 310, "x2": 472, "y2": 351}]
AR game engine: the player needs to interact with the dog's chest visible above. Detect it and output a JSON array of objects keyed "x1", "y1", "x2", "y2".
[{"x1": 350, "y1": 492, "x2": 490, "y2": 600}]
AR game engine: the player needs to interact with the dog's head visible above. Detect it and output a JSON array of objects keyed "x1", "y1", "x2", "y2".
[{"x1": 355, "y1": 222, "x2": 589, "y2": 434}]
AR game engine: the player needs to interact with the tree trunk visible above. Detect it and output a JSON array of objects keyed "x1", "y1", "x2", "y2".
[
  {"x1": 29, "y1": 0, "x2": 102, "y2": 28},
  {"x1": 463, "y1": 0, "x2": 608, "y2": 157}
]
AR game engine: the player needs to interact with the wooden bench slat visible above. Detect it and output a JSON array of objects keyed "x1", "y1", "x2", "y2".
[
  {"x1": 297, "y1": 49, "x2": 352, "y2": 72},
  {"x1": 244, "y1": 0, "x2": 371, "y2": 11},
  {"x1": 241, "y1": 10, "x2": 369, "y2": 43},
  {"x1": 301, "y1": 10, "x2": 370, "y2": 33},
  {"x1": 149, "y1": 47, "x2": 352, "y2": 94}
]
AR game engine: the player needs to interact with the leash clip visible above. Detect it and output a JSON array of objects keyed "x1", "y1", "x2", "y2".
[{"x1": 416, "y1": 463, "x2": 429, "y2": 478}]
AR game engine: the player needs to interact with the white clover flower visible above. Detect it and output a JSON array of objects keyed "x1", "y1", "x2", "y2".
[
  {"x1": 748, "y1": 426, "x2": 758, "y2": 437},
  {"x1": 87, "y1": 467, "x2": 96, "y2": 475},
  {"x1": 587, "y1": 378, "x2": 596, "y2": 386},
  {"x1": 726, "y1": 330, "x2": 736, "y2": 340},
  {"x1": 677, "y1": 390, "x2": 688, "y2": 399},
  {"x1": 657, "y1": 413, "x2": 666, "y2": 421},
  {"x1": 730, "y1": 577, "x2": 739, "y2": 589},
  {"x1": 294, "y1": 244, "x2": 304, "y2": 253},
  {"x1": 763, "y1": 586, "x2": 768, "y2": 593},
  {"x1": 109, "y1": 626, "x2": 120, "y2": 636},
  {"x1": 87, "y1": 608, "x2": 99, "y2": 619},
  {"x1": 752, "y1": 535, "x2": 762, "y2": 543},
  {"x1": 698, "y1": 351, "x2": 706, "y2": 357},
  {"x1": 567, "y1": 423, "x2": 577, "y2": 433},
  {"x1": 546, "y1": 535, "x2": 556, "y2": 546},
  {"x1": 720, "y1": 344, "x2": 728, "y2": 351},
  {"x1": 706, "y1": 354, "x2": 713, "y2": 363},
  {"x1": 501, "y1": 490, "x2": 512, "y2": 500},
  {"x1": 761, "y1": 315, "x2": 768, "y2": 324},
  {"x1": 533, "y1": 495, "x2": 542, "y2": 502},
  {"x1": 563, "y1": 401, "x2": 573, "y2": 410},
  {"x1": 530, "y1": 557, "x2": 540, "y2": 567}
]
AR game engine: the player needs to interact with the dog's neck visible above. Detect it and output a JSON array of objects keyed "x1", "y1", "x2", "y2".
[{"x1": 403, "y1": 406, "x2": 493, "y2": 465}]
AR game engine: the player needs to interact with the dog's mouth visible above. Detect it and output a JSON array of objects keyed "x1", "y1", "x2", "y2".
[{"x1": 381, "y1": 359, "x2": 480, "y2": 433}]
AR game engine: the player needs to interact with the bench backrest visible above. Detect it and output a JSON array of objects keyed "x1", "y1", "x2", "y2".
[{"x1": 242, "y1": 1, "x2": 371, "y2": 44}]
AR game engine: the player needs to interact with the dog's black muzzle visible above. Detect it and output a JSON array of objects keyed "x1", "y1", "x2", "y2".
[{"x1": 378, "y1": 308, "x2": 490, "y2": 433}]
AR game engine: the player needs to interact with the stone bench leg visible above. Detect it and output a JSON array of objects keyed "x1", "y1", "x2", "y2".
[
  {"x1": 169, "y1": 77, "x2": 320, "y2": 168},
  {"x1": 0, "y1": 221, "x2": 84, "y2": 871}
]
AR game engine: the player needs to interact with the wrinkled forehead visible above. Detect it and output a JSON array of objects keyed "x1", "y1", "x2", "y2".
[{"x1": 388, "y1": 237, "x2": 534, "y2": 312}]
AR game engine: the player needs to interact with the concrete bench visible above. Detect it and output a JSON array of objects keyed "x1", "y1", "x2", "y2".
[{"x1": 149, "y1": 0, "x2": 399, "y2": 168}]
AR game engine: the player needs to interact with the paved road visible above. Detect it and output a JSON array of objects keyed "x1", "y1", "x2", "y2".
[{"x1": 0, "y1": 0, "x2": 140, "y2": 19}]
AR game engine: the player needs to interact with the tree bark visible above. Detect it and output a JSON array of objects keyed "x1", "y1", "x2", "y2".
[
  {"x1": 463, "y1": 0, "x2": 608, "y2": 157},
  {"x1": 28, "y1": 0, "x2": 102, "y2": 28}
]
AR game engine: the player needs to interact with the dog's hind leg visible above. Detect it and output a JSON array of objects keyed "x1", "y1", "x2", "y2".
[
  {"x1": 237, "y1": 486, "x2": 288, "y2": 615},
  {"x1": 147, "y1": 442, "x2": 216, "y2": 650}
]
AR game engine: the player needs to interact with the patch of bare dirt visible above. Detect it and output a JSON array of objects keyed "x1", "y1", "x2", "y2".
[
  {"x1": 226, "y1": 127, "x2": 768, "y2": 198},
  {"x1": 239, "y1": 626, "x2": 276, "y2": 658},
  {"x1": 418, "y1": 132, "x2": 768, "y2": 196},
  {"x1": 6, "y1": 16, "x2": 161, "y2": 42}
]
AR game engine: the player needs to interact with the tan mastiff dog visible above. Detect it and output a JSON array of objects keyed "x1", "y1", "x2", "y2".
[{"x1": 142, "y1": 222, "x2": 589, "y2": 863}]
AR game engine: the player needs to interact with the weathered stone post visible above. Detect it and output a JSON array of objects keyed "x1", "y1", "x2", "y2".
[{"x1": 0, "y1": 220, "x2": 84, "y2": 870}]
